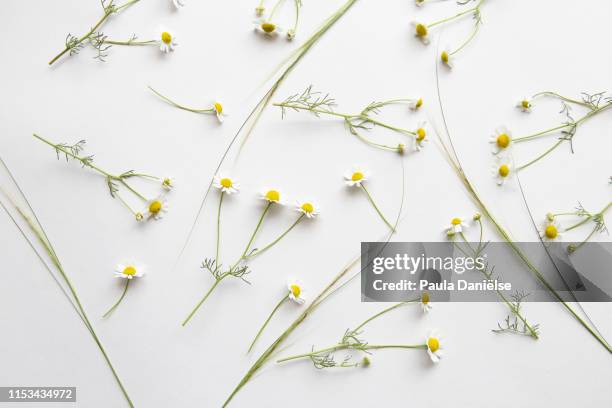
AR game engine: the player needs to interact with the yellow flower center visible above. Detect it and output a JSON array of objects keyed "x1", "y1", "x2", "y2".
[
  {"x1": 149, "y1": 200, "x2": 162, "y2": 214},
  {"x1": 351, "y1": 172, "x2": 364, "y2": 182},
  {"x1": 498, "y1": 164, "x2": 510, "y2": 178},
  {"x1": 220, "y1": 178, "x2": 233, "y2": 188},
  {"x1": 290, "y1": 284, "x2": 301, "y2": 298},
  {"x1": 545, "y1": 224, "x2": 558, "y2": 239},
  {"x1": 161, "y1": 31, "x2": 172, "y2": 44},
  {"x1": 421, "y1": 292, "x2": 430, "y2": 305},
  {"x1": 261, "y1": 22, "x2": 276, "y2": 33},
  {"x1": 451, "y1": 218, "x2": 462, "y2": 226},
  {"x1": 123, "y1": 266, "x2": 137, "y2": 276},
  {"x1": 415, "y1": 23, "x2": 428, "y2": 37},
  {"x1": 415, "y1": 98, "x2": 423, "y2": 109},
  {"x1": 265, "y1": 190, "x2": 280, "y2": 202},
  {"x1": 496, "y1": 133, "x2": 511, "y2": 148},
  {"x1": 427, "y1": 337, "x2": 440, "y2": 353},
  {"x1": 416, "y1": 128, "x2": 426, "y2": 142},
  {"x1": 441, "y1": 51, "x2": 449, "y2": 64},
  {"x1": 214, "y1": 102, "x2": 223, "y2": 114},
  {"x1": 301, "y1": 202, "x2": 314, "y2": 213},
  {"x1": 521, "y1": 100, "x2": 530, "y2": 109}
]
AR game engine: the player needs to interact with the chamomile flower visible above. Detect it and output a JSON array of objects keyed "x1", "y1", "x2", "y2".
[
  {"x1": 161, "y1": 176, "x2": 174, "y2": 191},
  {"x1": 158, "y1": 26, "x2": 178, "y2": 53},
  {"x1": 286, "y1": 29, "x2": 296, "y2": 40},
  {"x1": 446, "y1": 217, "x2": 468, "y2": 235},
  {"x1": 440, "y1": 49, "x2": 453, "y2": 68},
  {"x1": 114, "y1": 263, "x2": 145, "y2": 279},
  {"x1": 145, "y1": 196, "x2": 169, "y2": 220},
  {"x1": 489, "y1": 127, "x2": 513, "y2": 155},
  {"x1": 541, "y1": 219, "x2": 563, "y2": 242},
  {"x1": 296, "y1": 200, "x2": 319, "y2": 219},
  {"x1": 213, "y1": 101, "x2": 227, "y2": 123},
  {"x1": 413, "y1": 122, "x2": 429, "y2": 151},
  {"x1": 260, "y1": 188, "x2": 283, "y2": 204},
  {"x1": 253, "y1": 17, "x2": 283, "y2": 36},
  {"x1": 255, "y1": 5, "x2": 265, "y2": 16},
  {"x1": 171, "y1": 0, "x2": 185, "y2": 9},
  {"x1": 425, "y1": 330, "x2": 445, "y2": 363},
  {"x1": 214, "y1": 175, "x2": 240, "y2": 194},
  {"x1": 412, "y1": 21, "x2": 430, "y2": 44},
  {"x1": 344, "y1": 166, "x2": 370, "y2": 187},
  {"x1": 492, "y1": 159, "x2": 513, "y2": 186},
  {"x1": 409, "y1": 97, "x2": 423, "y2": 111},
  {"x1": 287, "y1": 277, "x2": 306, "y2": 304},
  {"x1": 516, "y1": 97, "x2": 533, "y2": 113},
  {"x1": 421, "y1": 292, "x2": 432, "y2": 313}
]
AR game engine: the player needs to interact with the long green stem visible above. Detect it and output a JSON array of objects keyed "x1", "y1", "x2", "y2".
[
  {"x1": 240, "y1": 202, "x2": 272, "y2": 260},
  {"x1": 532, "y1": 91, "x2": 593, "y2": 109},
  {"x1": 103, "y1": 39, "x2": 156, "y2": 46},
  {"x1": 181, "y1": 274, "x2": 227, "y2": 326},
  {"x1": 148, "y1": 86, "x2": 215, "y2": 114},
  {"x1": 277, "y1": 343, "x2": 425, "y2": 363},
  {"x1": 427, "y1": 0, "x2": 484, "y2": 29},
  {"x1": 449, "y1": 17, "x2": 481, "y2": 56},
  {"x1": 361, "y1": 184, "x2": 395, "y2": 232},
  {"x1": 48, "y1": 0, "x2": 140, "y2": 65},
  {"x1": 102, "y1": 279, "x2": 130, "y2": 318},
  {"x1": 246, "y1": 213, "x2": 304, "y2": 259},
  {"x1": 215, "y1": 193, "x2": 225, "y2": 266},
  {"x1": 353, "y1": 300, "x2": 417, "y2": 333},
  {"x1": 247, "y1": 294, "x2": 289, "y2": 353}
]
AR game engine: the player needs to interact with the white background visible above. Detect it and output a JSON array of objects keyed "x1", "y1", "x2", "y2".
[{"x1": 1, "y1": 0, "x2": 611, "y2": 407}]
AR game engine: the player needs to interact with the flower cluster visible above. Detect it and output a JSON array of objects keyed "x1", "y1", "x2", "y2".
[
  {"x1": 181, "y1": 175, "x2": 318, "y2": 326},
  {"x1": 33, "y1": 134, "x2": 173, "y2": 222},
  {"x1": 412, "y1": 0, "x2": 486, "y2": 69},
  {"x1": 275, "y1": 86, "x2": 426, "y2": 153},
  {"x1": 253, "y1": 0, "x2": 302, "y2": 41},
  {"x1": 543, "y1": 202, "x2": 611, "y2": 252}
]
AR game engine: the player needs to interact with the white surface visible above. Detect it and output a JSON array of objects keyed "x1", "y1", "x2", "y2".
[{"x1": 1, "y1": 0, "x2": 611, "y2": 407}]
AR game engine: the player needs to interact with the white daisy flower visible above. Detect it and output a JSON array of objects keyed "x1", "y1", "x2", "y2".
[
  {"x1": 409, "y1": 97, "x2": 423, "y2": 111},
  {"x1": 159, "y1": 26, "x2": 178, "y2": 53},
  {"x1": 171, "y1": 0, "x2": 185, "y2": 9},
  {"x1": 287, "y1": 277, "x2": 306, "y2": 305},
  {"x1": 414, "y1": 122, "x2": 428, "y2": 151},
  {"x1": 260, "y1": 188, "x2": 283, "y2": 204},
  {"x1": 421, "y1": 292, "x2": 432, "y2": 313},
  {"x1": 344, "y1": 166, "x2": 370, "y2": 187},
  {"x1": 161, "y1": 176, "x2": 174, "y2": 191},
  {"x1": 115, "y1": 263, "x2": 145, "y2": 279},
  {"x1": 213, "y1": 175, "x2": 240, "y2": 194},
  {"x1": 145, "y1": 196, "x2": 169, "y2": 220},
  {"x1": 253, "y1": 17, "x2": 283, "y2": 36},
  {"x1": 489, "y1": 127, "x2": 513, "y2": 155},
  {"x1": 412, "y1": 21, "x2": 430, "y2": 44},
  {"x1": 425, "y1": 330, "x2": 445, "y2": 363},
  {"x1": 296, "y1": 200, "x2": 319, "y2": 219},
  {"x1": 440, "y1": 49, "x2": 453, "y2": 69},
  {"x1": 213, "y1": 101, "x2": 227, "y2": 123},
  {"x1": 491, "y1": 158, "x2": 513, "y2": 186},
  {"x1": 446, "y1": 217, "x2": 468, "y2": 235},
  {"x1": 516, "y1": 97, "x2": 533, "y2": 113},
  {"x1": 541, "y1": 219, "x2": 563, "y2": 242}
]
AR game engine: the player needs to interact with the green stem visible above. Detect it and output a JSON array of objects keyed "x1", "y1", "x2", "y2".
[
  {"x1": 532, "y1": 91, "x2": 593, "y2": 109},
  {"x1": 268, "y1": 0, "x2": 285, "y2": 20},
  {"x1": 427, "y1": 0, "x2": 483, "y2": 29},
  {"x1": 516, "y1": 139, "x2": 564, "y2": 171},
  {"x1": 102, "y1": 279, "x2": 130, "y2": 318},
  {"x1": 148, "y1": 86, "x2": 215, "y2": 114},
  {"x1": 449, "y1": 17, "x2": 481, "y2": 56},
  {"x1": 103, "y1": 39, "x2": 156, "y2": 46},
  {"x1": 247, "y1": 293, "x2": 289, "y2": 353},
  {"x1": 277, "y1": 343, "x2": 426, "y2": 363},
  {"x1": 360, "y1": 184, "x2": 395, "y2": 232},
  {"x1": 215, "y1": 193, "x2": 224, "y2": 267},
  {"x1": 246, "y1": 213, "x2": 304, "y2": 259},
  {"x1": 353, "y1": 300, "x2": 417, "y2": 333},
  {"x1": 240, "y1": 202, "x2": 273, "y2": 260},
  {"x1": 513, "y1": 124, "x2": 571, "y2": 143},
  {"x1": 47, "y1": 0, "x2": 140, "y2": 65},
  {"x1": 181, "y1": 274, "x2": 227, "y2": 326}
]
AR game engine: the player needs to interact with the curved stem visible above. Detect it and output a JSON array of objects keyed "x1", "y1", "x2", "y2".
[
  {"x1": 103, "y1": 279, "x2": 131, "y2": 318},
  {"x1": 103, "y1": 39, "x2": 156, "y2": 46},
  {"x1": 247, "y1": 293, "x2": 289, "y2": 353},
  {"x1": 247, "y1": 213, "x2": 304, "y2": 259},
  {"x1": 181, "y1": 274, "x2": 227, "y2": 326},
  {"x1": 268, "y1": 0, "x2": 286, "y2": 21},
  {"x1": 360, "y1": 185, "x2": 395, "y2": 232},
  {"x1": 277, "y1": 343, "x2": 426, "y2": 363},
  {"x1": 513, "y1": 124, "x2": 570, "y2": 143},
  {"x1": 427, "y1": 0, "x2": 483, "y2": 29},
  {"x1": 353, "y1": 300, "x2": 417, "y2": 333},
  {"x1": 148, "y1": 86, "x2": 215, "y2": 114},
  {"x1": 532, "y1": 91, "x2": 592, "y2": 109},
  {"x1": 516, "y1": 139, "x2": 563, "y2": 171},
  {"x1": 449, "y1": 18, "x2": 481, "y2": 56}
]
